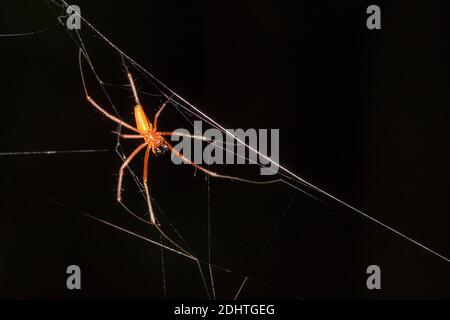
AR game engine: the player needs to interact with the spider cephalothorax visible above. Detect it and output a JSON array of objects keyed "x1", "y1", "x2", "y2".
[{"x1": 134, "y1": 104, "x2": 165, "y2": 154}]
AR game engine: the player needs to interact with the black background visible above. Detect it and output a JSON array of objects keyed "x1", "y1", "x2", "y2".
[{"x1": 0, "y1": 0, "x2": 449, "y2": 299}]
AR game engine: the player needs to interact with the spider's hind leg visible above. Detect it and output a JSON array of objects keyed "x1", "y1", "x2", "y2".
[
  {"x1": 117, "y1": 143, "x2": 147, "y2": 204},
  {"x1": 142, "y1": 145, "x2": 158, "y2": 226}
]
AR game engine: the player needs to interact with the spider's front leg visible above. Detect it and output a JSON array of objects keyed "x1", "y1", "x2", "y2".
[
  {"x1": 79, "y1": 50, "x2": 140, "y2": 134},
  {"x1": 154, "y1": 96, "x2": 171, "y2": 130}
]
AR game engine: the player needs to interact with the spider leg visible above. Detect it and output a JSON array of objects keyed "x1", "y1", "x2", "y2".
[
  {"x1": 79, "y1": 50, "x2": 140, "y2": 133},
  {"x1": 111, "y1": 132, "x2": 143, "y2": 139},
  {"x1": 120, "y1": 53, "x2": 141, "y2": 106},
  {"x1": 163, "y1": 140, "x2": 280, "y2": 184},
  {"x1": 142, "y1": 145, "x2": 157, "y2": 225},
  {"x1": 160, "y1": 131, "x2": 237, "y2": 147},
  {"x1": 153, "y1": 96, "x2": 171, "y2": 130},
  {"x1": 121, "y1": 134, "x2": 143, "y2": 139},
  {"x1": 159, "y1": 131, "x2": 212, "y2": 143},
  {"x1": 117, "y1": 142, "x2": 192, "y2": 256},
  {"x1": 117, "y1": 143, "x2": 148, "y2": 204},
  {"x1": 141, "y1": 144, "x2": 195, "y2": 256}
]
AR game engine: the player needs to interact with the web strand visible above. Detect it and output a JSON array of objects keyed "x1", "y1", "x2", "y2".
[
  {"x1": 0, "y1": 149, "x2": 109, "y2": 156},
  {"x1": 52, "y1": 0, "x2": 450, "y2": 264},
  {"x1": 234, "y1": 193, "x2": 296, "y2": 300},
  {"x1": 207, "y1": 173, "x2": 216, "y2": 300},
  {"x1": 5, "y1": 0, "x2": 446, "y2": 299}
]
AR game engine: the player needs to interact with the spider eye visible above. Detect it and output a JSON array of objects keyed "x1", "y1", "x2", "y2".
[{"x1": 155, "y1": 145, "x2": 167, "y2": 156}]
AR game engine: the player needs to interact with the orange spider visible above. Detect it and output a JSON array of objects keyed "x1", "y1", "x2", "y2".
[{"x1": 78, "y1": 50, "x2": 273, "y2": 227}]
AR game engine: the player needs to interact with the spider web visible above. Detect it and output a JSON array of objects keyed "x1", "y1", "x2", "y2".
[
  {"x1": 0, "y1": 0, "x2": 298, "y2": 298},
  {"x1": 1, "y1": 0, "x2": 449, "y2": 299}
]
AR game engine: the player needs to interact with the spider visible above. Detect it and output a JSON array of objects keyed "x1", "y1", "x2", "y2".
[{"x1": 78, "y1": 50, "x2": 277, "y2": 229}]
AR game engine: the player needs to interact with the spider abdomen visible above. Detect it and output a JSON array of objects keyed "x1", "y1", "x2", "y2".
[{"x1": 134, "y1": 104, "x2": 152, "y2": 131}]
